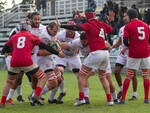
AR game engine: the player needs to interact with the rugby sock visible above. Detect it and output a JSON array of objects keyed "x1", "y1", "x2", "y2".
[
  {"x1": 121, "y1": 78, "x2": 131, "y2": 100},
  {"x1": 35, "y1": 87, "x2": 42, "y2": 97},
  {"x1": 7, "y1": 89, "x2": 15, "y2": 100},
  {"x1": 79, "y1": 92, "x2": 84, "y2": 100},
  {"x1": 84, "y1": 88, "x2": 89, "y2": 99},
  {"x1": 59, "y1": 80, "x2": 65, "y2": 93},
  {"x1": 1, "y1": 96, "x2": 7, "y2": 104},
  {"x1": 106, "y1": 94, "x2": 112, "y2": 102},
  {"x1": 17, "y1": 85, "x2": 22, "y2": 97},
  {"x1": 40, "y1": 85, "x2": 49, "y2": 95},
  {"x1": 49, "y1": 87, "x2": 58, "y2": 100},
  {"x1": 144, "y1": 79, "x2": 149, "y2": 100},
  {"x1": 111, "y1": 91, "x2": 117, "y2": 100},
  {"x1": 132, "y1": 92, "x2": 137, "y2": 97}
]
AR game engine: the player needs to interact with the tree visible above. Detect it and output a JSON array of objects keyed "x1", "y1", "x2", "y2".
[{"x1": 0, "y1": 1, "x2": 6, "y2": 12}]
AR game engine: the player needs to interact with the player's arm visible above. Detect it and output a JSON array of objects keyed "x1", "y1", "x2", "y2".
[
  {"x1": 105, "y1": 41, "x2": 112, "y2": 52},
  {"x1": 121, "y1": 47, "x2": 128, "y2": 55},
  {"x1": 123, "y1": 38, "x2": 129, "y2": 47},
  {"x1": 112, "y1": 37, "x2": 121, "y2": 49},
  {"x1": 1, "y1": 44, "x2": 12, "y2": 55},
  {"x1": 38, "y1": 42, "x2": 65, "y2": 58},
  {"x1": 56, "y1": 18, "x2": 83, "y2": 31}
]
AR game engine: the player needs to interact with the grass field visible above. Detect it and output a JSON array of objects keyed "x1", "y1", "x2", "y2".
[{"x1": 0, "y1": 70, "x2": 150, "y2": 113}]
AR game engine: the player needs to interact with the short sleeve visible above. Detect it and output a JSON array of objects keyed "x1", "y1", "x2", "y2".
[
  {"x1": 56, "y1": 31, "x2": 65, "y2": 41},
  {"x1": 80, "y1": 23, "x2": 90, "y2": 31},
  {"x1": 6, "y1": 36, "x2": 13, "y2": 47},
  {"x1": 68, "y1": 38, "x2": 80, "y2": 49},
  {"x1": 103, "y1": 23, "x2": 112, "y2": 34},
  {"x1": 32, "y1": 35, "x2": 42, "y2": 45}
]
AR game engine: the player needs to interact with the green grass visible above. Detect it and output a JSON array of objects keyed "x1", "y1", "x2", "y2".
[{"x1": 0, "y1": 71, "x2": 150, "y2": 113}]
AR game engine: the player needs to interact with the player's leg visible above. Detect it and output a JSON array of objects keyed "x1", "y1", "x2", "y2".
[
  {"x1": 141, "y1": 57, "x2": 150, "y2": 103},
  {"x1": 106, "y1": 73, "x2": 118, "y2": 104},
  {"x1": 114, "y1": 55, "x2": 126, "y2": 99},
  {"x1": 74, "y1": 64, "x2": 91, "y2": 106},
  {"x1": 40, "y1": 70, "x2": 58, "y2": 96},
  {"x1": 114, "y1": 64, "x2": 124, "y2": 98},
  {"x1": 6, "y1": 72, "x2": 25, "y2": 104},
  {"x1": 98, "y1": 70, "x2": 113, "y2": 106},
  {"x1": 56, "y1": 65, "x2": 66, "y2": 103},
  {"x1": 128, "y1": 73, "x2": 137, "y2": 101},
  {"x1": 120, "y1": 57, "x2": 139, "y2": 104},
  {"x1": 16, "y1": 71, "x2": 25, "y2": 102},
  {"x1": 25, "y1": 65, "x2": 47, "y2": 105},
  {"x1": 0, "y1": 71, "x2": 18, "y2": 108}
]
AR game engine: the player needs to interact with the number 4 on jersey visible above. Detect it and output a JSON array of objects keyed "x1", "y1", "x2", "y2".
[
  {"x1": 99, "y1": 28, "x2": 105, "y2": 39},
  {"x1": 17, "y1": 37, "x2": 26, "y2": 48}
]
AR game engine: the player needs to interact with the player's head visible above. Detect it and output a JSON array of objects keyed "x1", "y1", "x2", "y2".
[
  {"x1": 127, "y1": 9, "x2": 138, "y2": 20},
  {"x1": 85, "y1": 8, "x2": 96, "y2": 21},
  {"x1": 66, "y1": 21, "x2": 76, "y2": 38},
  {"x1": 26, "y1": 11, "x2": 32, "y2": 19},
  {"x1": 30, "y1": 12, "x2": 41, "y2": 27},
  {"x1": 47, "y1": 22, "x2": 58, "y2": 36},
  {"x1": 80, "y1": 32, "x2": 88, "y2": 47},
  {"x1": 17, "y1": 22, "x2": 29, "y2": 31},
  {"x1": 123, "y1": 11, "x2": 130, "y2": 24}
]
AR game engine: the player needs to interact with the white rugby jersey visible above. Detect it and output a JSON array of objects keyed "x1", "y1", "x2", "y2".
[
  {"x1": 69, "y1": 38, "x2": 90, "y2": 57},
  {"x1": 118, "y1": 26, "x2": 128, "y2": 55},
  {"x1": 28, "y1": 24, "x2": 46, "y2": 53},
  {"x1": 37, "y1": 27, "x2": 55, "y2": 62},
  {"x1": 56, "y1": 30, "x2": 80, "y2": 56}
]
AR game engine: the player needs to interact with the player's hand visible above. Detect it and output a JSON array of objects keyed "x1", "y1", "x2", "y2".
[
  {"x1": 56, "y1": 17, "x2": 61, "y2": 27},
  {"x1": 58, "y1": 51, "x2": 65, "y2": 58}
]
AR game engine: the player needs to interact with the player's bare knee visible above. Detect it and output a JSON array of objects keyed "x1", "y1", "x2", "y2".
[
  {"x1": 98, "y1": 74, "x2": 106, "y2": 80},
  {"x1": 6, "y1": 78, "x2": 14, "y2": 85}
]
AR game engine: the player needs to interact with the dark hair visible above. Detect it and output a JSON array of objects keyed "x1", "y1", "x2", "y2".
[
  {"x1": 26, "y1": 12, "x2": 32, "y2": 19},
  {"x1": 127, "y1": 9, "x2": 138, "y2": 20},
  {"x1": 31, "y1": 12, "x2": 40, "y2": 19},
  {"x1": 48, "y1": 22, "x2": 58, "y2": 29},
  {"x1": 80, "y1": 32, "x2": 86, "y2": 40}
]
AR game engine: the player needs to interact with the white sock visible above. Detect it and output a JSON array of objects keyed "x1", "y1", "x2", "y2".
[
  {"x1": 32, "y1": 89, "x2": 35, "y2": 94},
  {"x1": 49, "y1": 87, "x2": 58, "y2": 100},
  {"x1": 119, "y1": 86, "x2": 123, "y2": 92},
  {"x1": 17, "y1": 85, "x2": 22, "y2": 97},
  {"x1": 40, "y1": 85, "x2": 49, "y2": 95},
  {"x1": 59, "y1": 80, "x2": 65, "y2": 93},
  {"x1": 111, "y1": 91, "x2": 117, "y2": 100},
  {"x1": 7, "y1": 89, "x2": 15, "y2": 100},
  {"x1": 132, "y1": 92, "x2": 137, "y2": 97},
  {"x1": 84, "y1": 88, "x2": 89, "y2": 98}
]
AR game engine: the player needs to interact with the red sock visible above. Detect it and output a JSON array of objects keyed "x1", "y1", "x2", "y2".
[
  {"x1": 106, "y1": 94, "x2": 112, "y2": 102},
  {"x1": 35, "y1": 87, "x2": 42, "y2": 97},
  {"x1": 121, "y1": 78, "x2": 131, "y2": 100},
  {"x1": 144, "y1": 79, "x2": 149, "y2": 100},
  {"x1": 79, "y1": 92, "x2": 84, "y2": 100},
  {"x1": 0, "y1": 96, "x2": 7, "y2": 105}
]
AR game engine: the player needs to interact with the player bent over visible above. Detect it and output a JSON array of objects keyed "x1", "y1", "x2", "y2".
[
  {"x1": 56, "y1": 8, "x2": 117, "y2": 106},
  {"x1": 0, "y1": 22, "x2": 64, "y2": 108}
]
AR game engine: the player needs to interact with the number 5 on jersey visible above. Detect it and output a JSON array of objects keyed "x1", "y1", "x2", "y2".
[
  {"x1": 17, "y1": 37, "x2": 26, "y2": 48},
  {"x1": 99, "y1": 28, "x2": 105, "y2": 39},
  {"x1": 137, "y1": 27, "x2": 145, "y2": 40}
]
